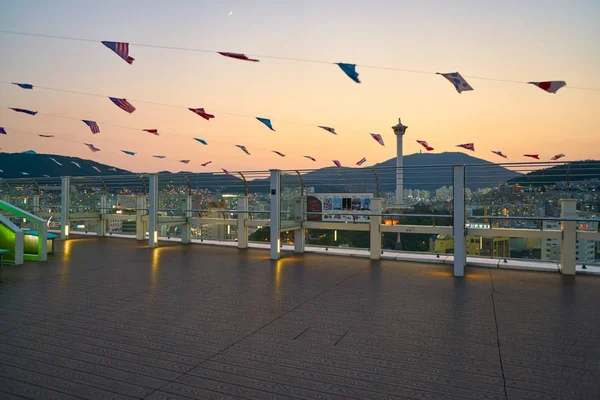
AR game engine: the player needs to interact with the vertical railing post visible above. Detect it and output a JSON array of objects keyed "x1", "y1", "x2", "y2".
[
  {"x1": 37, "y1": 219, "x2": 48, "y2": 262},
  {"x1": 60, "y1": 176, "x2": 70, "y2": 240},
  {"x1": 182, "y1": 195, "x2": 193, "y2": 244},
  {"x1": 560, "y1": 199, "x2": 577, "y2": 275},
  {"x1": 148, "y1": 174, "x2": 158, "y2": 248},
  {"x1": 369, "y1": 198, "x2": 382, "y2": 260},
  {"x1": 270, "y1": 170, "x2": 281, "y2": 260},
  {"x1": 32, "y1": 194, "x2": 41, "y2": 213},
  {"x1": 294, "y1": 196, "x2": 306, "y2": 253},
  {"x1": 453, "y1": 165, "x2": 466, "y2": 277},
  {"x1": 97, "y1": 194, "x2": 107, "y2": 236},
  {"x1": 238, "y1": 196, "x2": 249, "y2": 249},
  {"x1": 135, "y1": 195, "x2": 147, "y2": 240}
]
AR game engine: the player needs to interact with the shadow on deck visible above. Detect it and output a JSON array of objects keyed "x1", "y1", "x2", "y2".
[{"x1": 0, "y1": 237, "x2": 599, "y2": 399}]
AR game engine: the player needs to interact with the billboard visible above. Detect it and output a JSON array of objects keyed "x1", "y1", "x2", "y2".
[{"x1": 306, "y1": 193, "x2": 372, "y2": 222}]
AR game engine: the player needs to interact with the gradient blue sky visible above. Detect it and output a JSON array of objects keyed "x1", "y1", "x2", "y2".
[{"x1": 1, "y1": 0, "x2": 599, "y2": 172}]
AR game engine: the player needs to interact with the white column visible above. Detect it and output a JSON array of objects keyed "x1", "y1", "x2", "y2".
[
  {"x1": 148, "y1": 174, "x2": 158, "y2": 248},
  {"x1": 560, "y1": 199, "x2": 577, "y2": 275},
  {"x1": 369, "y1": 198, "x2": 382, "y2": 260},
  {"x1": 60, "y1": 176, "x2": 70, "y2": 240},
  {"x1": 238, "y1": 196, "x2": 249, "y2": 249},
  {"x1": 182, "y1": 195, "x2": 192, "y2": 244},
  {"x1": 32, "y1": 194, "x2": 41, "y2": 213},
  {"x1": 396, "y1": 137, "x2": 404, "y2": 205},
  {"x1": 97, "y1": 195, "x2": 107, "y2": 236},
  {"x1": 294, "y1": 196, "x2": 305, "y2": 253},
  {"x1": 135, "y1": 196, "x2": 147, "y2": 240},
  {"x1": 270, "y1": 170, "x2": 281, "y2": 260},
  {"x1": 453, "y1": 165, "x2": 466, "y2": 277}
]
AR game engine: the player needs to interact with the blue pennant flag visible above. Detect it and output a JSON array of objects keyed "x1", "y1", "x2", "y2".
[
  {"x1": 336, "y1": 63, "x2": 360, "y2": 83},
  {"x1": 10, "y1": 107, "x2": 37, "y2": 115},
  {"x1": 256, "y1": 117, "x2": 275, "y2": 131},
  {"x1": 0, "y1": 127, "x2": 6, "y2": 135},
  {"x1": 194, "y1": 138, "x2": 208, "y2": 145},
  {"x1": 12, "y1": 82, "x2": 34, "y2": 89},
  {"x1": 121, "y1": 150, "x2": 136, "y2": 156}
]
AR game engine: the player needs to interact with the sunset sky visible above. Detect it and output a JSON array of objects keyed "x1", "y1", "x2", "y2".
[{"x1": 1, "y1": 0, "x2": 599, "y2": 173}]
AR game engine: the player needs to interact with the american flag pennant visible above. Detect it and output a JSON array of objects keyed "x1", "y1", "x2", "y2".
[
  {"x1": 71, "y1": 161, "x2": 81, "y2": 168},
  {"x1": 189, "y1": 108, "x2": 215, "y2": 121},
  {"x1": 222, "y1": 168, "x2": 229, "y2": 174},
  {"x1": 272, "y1": 151, "x2": 286, "y2": 157},
  {"x1": 153, "y1": 155, "x2": 166, "y2": 159},
  {"x1": 333, "y1": 160, "x2": 342, "y2": 167},
  {"x1": 0, "y1": 127, "x2": 6, "y2": 135},
  {"x1": 318, "y1": 126, "x2": 337, "y2": 135},
  {"x1": 304, "y1": 155, "x2": 317, "y2": 162},
  {"x1": 236, "y1": 145, "x2": 251, "y2": 155},
  {"x1": 49, "y1": 157, "x2": 63, "y2": 166},
  {"x1": 456, "y1": 143, "x2": 475, "y2": 151},
  {"x1": 201, "y1": 161, "x2": 213, "y2": 166},
  {"x1": 194, "y1": 138, "x2": 208, "y2": 145},
  {"x1": 524, "y1": 154, "x2": 539, "y2": 160},
  {"x1": 109, "y1": 97, "x2": 136, "y2": 113},
  {"x1": 356, "y1": 157, "x2": 366, "y2": 166},
  {"x1": 256, "y1": 117, "x2": 275, "y2": 131},
  {"x1": 218, "y1": 52, "x2": 259, "y2": 62},
  {"x1": 108, "y1": 167, "x2": 117, "y2": 172},
  {"x1": 491, "y1": 151, "x2": 507, "y2": 159},
  {"x1": 84, "y1": 143, "x2": 101, "y2": 152},
  {"x1": 10, "y1": 108, "x2": 37, "y2": 116},
  {"x1": 528, "y1": 81, "x2": 566, "y2": 94},
  {"x1": 336, "y1": 63, "x2": 360, "y2": 83},
  {"x1": 91, "y1": 166, "x2": 102, "y2": 173},
  {"x1": 121, "y1": 150, "x2": 136, "y2": 156},
  {"x1": 370, "y1": 133, "x2": 385, "y2": 146},
  {"x1": 416, "y1": 140, "x2": 434, "y2": 151},
  {"x1": 179, "y1": 160, "x2": 190, "y2": 164},
  {"x1": 39, "y1": 134, "x2": 54, "y2": 138},
  {"x1": 551, "y1": 153, "x2": 565, "y2": 161},
  {"x1": 143, "y1": 129, "x2": 159, "y2": 135},
  {"x1": 12, "y1": 82, "x2": 33, "y2": 89},
  {"x1": 82, "y1": 120, "x2": 100, "y2": 134},
  {"x1": 101, "y1": 41, "x2": 135, "y2": 65},
  {"x1": 436, "y1": 72, "x2": 473, "y2": 93}
]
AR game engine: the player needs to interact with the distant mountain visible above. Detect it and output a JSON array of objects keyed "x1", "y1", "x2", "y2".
[
  {"x1": 0, "y1": 151, "x2": 521, "y2": 193},
  {"x1": 507, "y1": 160, "x2": 600, "y2": 186},
  {"x1": 0, "y1": 152, "x2": 130, "y2": 178},
  {"x1": 248, "y1": 152, "x2": 521, "y2": 193}
]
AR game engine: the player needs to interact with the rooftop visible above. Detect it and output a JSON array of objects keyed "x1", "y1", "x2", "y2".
[{"x1": 1, "y1": 237, "x2": 599, "y2": 399}]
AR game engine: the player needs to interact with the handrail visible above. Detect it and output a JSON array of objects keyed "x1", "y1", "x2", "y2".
[{"x1": 469, "y1": 215, "x2": 600, "y2": 223}]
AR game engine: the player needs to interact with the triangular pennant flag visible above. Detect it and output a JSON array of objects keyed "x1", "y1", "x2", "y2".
[
  {"x1": 491, "y1": 151, "x2": 507, "y2": 159},
  {"x1": 12, "y1": 82, "x2": 33, "y2": 89},
  {"x1": 82, "y1": 120, "x2": 100, "y2": 134},
  {"x1": 201, "y1": 161, "x2": 212, "y2": 166},
  {"x1": 10, "y1": 108, "x2": 37, "y2": 115},
  {"x1": 318, "y1": 126, "x2": 337, "y2": 135},
  {"x1": 456, "y1": 143, "x2": 475, "y2": 151},
  {"x1": 39, "y1": 134, "x2": 54, "y2": 138},
  {"x1": 370, "y1": 133, "x2": 385, "y2": 146},
  {"x1": 528, "y1": 81, "x2": 566, "y2": 94},
  {"x1": 121, "y1": 150, "x2": 136, "y2": 156},
  {"x1": 416, "y1": 140, "x2": 434, "y2": 151},
  {"x1": 189, "y1": 108, "x2": 215, "y2": 120},
  {"x1": 218, "y1": 52, "x2": 259, "y2": 62},
  {"x1": 356, "y1": 157, "x2": 366, "y2": 166},
  {"x1": 551, "y1": 153, "x2": 565, "y2": 160},
  {"x1": 236, "y1": 145, "x2": 251, "y2": 155},
  {"x1": 0, "y1": 127, "x2": 6, "y2": 135},
  {"x1": 153, "y1": 155, "x2": 166, "y2": 159},
  {"x1": 143, "y1": 129, "x2": 159, "y2": 135},
  {"x1": 272, "y1": 151, "x2": 286, "y2": 157},
  {"x1": 91, "y1": 166, "x2": 102, "y2": 173},
  {"x1": 436, "y1": 72, "x2": 473, "y2": 93},
  {"x1": 304, "y1": 155, "x2": 316, "y2": 162},
  {"x1": 101, "y1": 41, "x2": 135, "y2": 64},
  {"x1": 256, "y1": 117, "x2": 275, "y2": 131},
  {"x1": 333, "y1": 160, "x2": 342, "y2": 167},
  {"x1": 336, "y1": 63, "x2": 360, "y2": 83},
  {"x1": 194, "y1": 138, "x2": 208, "y2": 145},
  {"x1": 109, "y1": 97, "x2": 136, "y2": 113},
  {"x1": 524, "y1": 154, "x2": 539, "y2": 160}
]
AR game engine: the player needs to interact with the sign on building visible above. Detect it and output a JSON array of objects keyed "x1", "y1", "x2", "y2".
[{"x1": 306, "y1": 193, "x2": 373, "y2": 222}]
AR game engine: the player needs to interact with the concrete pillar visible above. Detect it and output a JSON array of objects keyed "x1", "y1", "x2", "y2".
[
  {"x1": 32, "y1": 194, "x2": 41, "y2": 213},
  {"x1": 560, "y1": 199, "x2": 577, "y2": 275},
  {"x1": 369, "y1": 198, "x2": 382, "y2": 260},
  {"x1": 97, "y1": 195, "x2": 107, "y2": 236},
  {"x1": 148, "y1": 174, "x2": 158, "y2": 248},
  {"x1": 453, "y1": 165, "x2": 466, "y2": 277},
  {"x1": 135, "y1": 196, "x2": 147, "y2": 240},
  {"x1": 60, "y1": 176, "x2": 70, "y2": 240},
  {"x1": 182, "y1": 195, "x2": 193, "y2": 244},
  {"x1": 238, "y1": 196, "x2": 249, "y2": 249},
  {"x1": 270, "y1": 170, "x2": 281, "y2": 260},
  {"x1": 37, "y1": 221, "x2": 48, "y2": 262},
  {"x1": 294, "y1": 196, "x2": 305, "y2": 253}
]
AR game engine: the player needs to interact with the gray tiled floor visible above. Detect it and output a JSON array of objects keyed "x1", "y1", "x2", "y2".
[{"x1": 0, "y1": 237, "x2": 598, "y2": 399}]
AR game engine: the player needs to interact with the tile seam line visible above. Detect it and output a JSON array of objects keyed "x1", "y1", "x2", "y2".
[{"x1": 142, "y1": 265, "x2": 369, "y2": 399}]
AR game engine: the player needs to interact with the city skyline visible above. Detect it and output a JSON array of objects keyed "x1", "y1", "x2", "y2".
[{"x1": 1, "y1": 0, "x2": 598, "y2": 173}]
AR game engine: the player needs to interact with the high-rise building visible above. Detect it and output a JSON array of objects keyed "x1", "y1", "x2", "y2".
[{"x1": 542, "y1": 220, "x2": 598, "y2": 263}]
